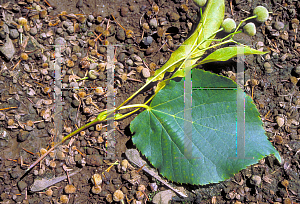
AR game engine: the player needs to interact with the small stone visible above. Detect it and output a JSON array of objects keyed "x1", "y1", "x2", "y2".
[
  {"x1": 17, "y1": 130, "x2": 30, "y2": 142},
  {"x1": 280, "y1": 31, "x2": 289, "y2": 41},
  {"x1": 142, "y1": 36, "x2": 153, "y2": 46},
  {"x1": 264, "y1": 62, "x2": 272, "y2": 73},
  {"x1": 130, "y1": 54, "x2": 142, "y2": 62},
  {"x1": 168, "y1": 12, "x2": 180, "y2": 22},
  {"x1": 40, "y1": 32, "x2": 47, "y2": 39},
  {"x1": 145, "y1": 47, "x2": 155, "y2": 55},
  {"x1": 65, "y1": 36, "x2": 77, "y2": 41},
  {"x1": 149, "y1": 18, "x2": 158, "y2": 29},
  {"x1": 86, "y1": 154, "x2": 103, "y2": 166},
  {"x1": 55, "y1": 37, "x2": 67, "y2": 47},
  {"x1": 76, "y1": 0, "x2": 83, "y2": 8},
  {"x1": 0, "y1": 36, "x2": 15, "y2": 60},
  {"x1": 273, "y1": 21, "x2": 285, "y2": 30},
  {"x1": 74, "y1": 154, "x2": 82, "y2": 162},
  {"x1": 90, "y1": 63, "x2": 98, "y2": 70},
  {"x1": 87, "y1": 22, "x2": 92, "y2": 27},
  {"x1": 142, "y1": 68, "x2": 150, "y2": 78},
  {"x1": 120, "y1": 7, "x2": 129, "y2": 17},
  {"x1": 73, "y1": 45, "x2": 80, "y2": 53},
  {"x1": 276, "y1": 116, "x2": 284, "y2": 127},
  {"x1": 126, "y1": 59, "x2": 133, "y2": 66},
  {"x1": 18, "y1": 181, "x2": 27, "y2": 192},
  {"x1": 250, "y1": 175, "x2": 261, "y2": 186},
  {"x1": 67, "y1": 26, "x2": 74, "y2": 34},
  {"x1": 0, "y1": 31, "x2": 6, "y2": 40},
  {"x1": 37, "y1": 122, "x2": 45, "y2": 129},
  {"x1": 56, "y1": 27, "x2": 63, "y2": 34},
  {"x1": 118, "y1": 52, "x2": 126, "y2": 62},
  {"x1": 9, "y1": 29, "x2": 19, "y2": 39},
  {"x1": 88, "y1": 14, "x2": 94, "y2": 22},
  {"x1": 29, "y1": 27, "x2": 38, "y2": 36},
  {"x1": 116, "y1": 29, "x2": 125, "y2": 41}
]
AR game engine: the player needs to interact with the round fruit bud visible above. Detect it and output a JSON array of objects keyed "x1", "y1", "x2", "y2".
[
  {"x1": 193, "y1": 0, "x2": 207, "y2": 7},
  {"x1": 45, "y1": 188, "x2": 53, "y2": 196},
  {"x1": 60, "y1": 195, "x2": 69, "y2": 204},
  {"x1": 221, "y1": 18, "x2": 236, "y2": 33},
  {"x1": 253, "y1": 6, "x2": 269, "y2": 23},
  {"x1": 91, "y1": 185, "x2": 102, "y2": 194},
  {"x1": 113, "y1": 190, "x2": 124, "y2": 202},
  {"x1": 64, "y1": 184, "x2": 76, "y2": 194},
  {"x1": 243, "y1": 22, "x2": 256, "y2": 36},
  {"x1": 20, "y1": 53, "x2": 29, "y2": 61},
  {"x1": 91, "y1": 174, "x2": 102, "y2": 186},
  {"x1": 18, "y1": 17, "x2": 28, "y2": 26}
]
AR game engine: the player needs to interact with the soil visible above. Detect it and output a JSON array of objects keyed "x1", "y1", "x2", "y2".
[{"x1": 0, "y1": 0, "x2": 300, "y2": 203}]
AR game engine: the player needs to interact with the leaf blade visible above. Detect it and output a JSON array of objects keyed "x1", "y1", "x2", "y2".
[
  {"x1": 199, "y1": 46, "x2": 268, "y2": 65},
  {"x1": 131, "y1": 69, "x2": 280, "y2": 185},
  {"x1": 146, "y1": 0, "x2": 225, "y2": 83}
]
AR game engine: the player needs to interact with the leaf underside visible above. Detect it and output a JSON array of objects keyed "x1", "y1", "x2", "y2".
[{"x1": 130, "y1": 69, "x2": 280, "y2": 185}]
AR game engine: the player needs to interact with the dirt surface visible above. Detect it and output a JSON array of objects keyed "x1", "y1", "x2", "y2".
[{"x1": 0, "y1": 0, "x2": 300, "y2": 203}]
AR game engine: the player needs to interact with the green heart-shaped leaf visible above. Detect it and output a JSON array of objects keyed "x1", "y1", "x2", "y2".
[{"x1": 130, "y1": 69, "x2": 280, "y2": 185}]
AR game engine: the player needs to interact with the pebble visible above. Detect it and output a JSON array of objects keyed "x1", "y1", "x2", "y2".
[
  {"x1": 29, "y1": 26, "x2": 37, "y2": 36},
  {"x1": 160, "y1": 18, "x2": 168, "y2": 26},
  {"x1": 89, "y1": 63, "x2": 98, "y2": 70},
  {"x1": 118, "y1": 52, "x2": 126, "y2": 62},
  {"x1": 0, "y1": 31, "x2": 6, "y2": 40},
  {"x1": 232, "y1": 33, "x2": 252, "y2": 45},
  {"x1": 145, "y1": 47, "x2": 154, "y2": 55},
  {"x1": 130, "y1": 54, "x2": 142, "y2": 62},
  {"x1": 120, "y1": 6, "x2": 129, "y2": 17},
  {"x1": 280, "y1": 31, "x2": 289, "y2": 41},
  {"x1": 263, "y1": 62, "x2": 272, "y2": 74},
  {"x1": 142, "y1": 68, "x2": 150, "y2": 78},
  {"x1": 273, "y1": 21, "x2": 285, "y2": 30},
  {"x1": 116, "y1": 29, "x2": 125, "y2": 41},
  {"x1": 76, "y1": 0, "x2": 83, "y2": 8},
  {"x1": 0, "y1": 36, "x2": 15, "y2": 60},
  {"x1": 37, "y1": 122, "x2": 45, "y2": 129},
  {"x1": 126, "y1": 59, "x2": 133, "y2": 66},
  {"x1": 250, "y1": 175, "x2": 262, "y2": 186},
  {"x1": 168, "y1": 12, "x2": 180, "y2": 22},
  {"x1": 87, "y1": 22, "x2": 92, "y2": 27},
  {"x1": 142, "y1": 36, "x2": 153, "y2": 46},
  {"x1": 67, "y1": 26, "x2": 74, "y2": 34},
  {"x1": 17, "y1": 181, "x2": 27, "y2": 192},
  {"x1": 88, "y1": 14, "x2": 94, "y2": 22},
  {"x1": 65, "y1": 36, "x2": 77, "y2": 41},
  {"x1": 73, "y1": 45, "x2": 80, "y2": 53},
  {"x1": 17, "y1": 130, "x2": 30, "y2": 142},
  {"x1": 56, "y1": 27, "x2": 63, "y2": 34},
  {"x1": 276, "y1": 116, "x2": 285, "y2": 127},
  {"x1": 294, "y1": 65, "x2": 300, "y2": 75},
  {"x1": 9, "y1": 29, "x2": 19, "y2": 39},
  {"x1": 149, "y1": 18, "x2": 158, "y2": 29},
  {"x1": 86, "y1": 154, "x2": 103, "y2": 166},
  {"x1": 55, "y1": 37, "x2": 67, "y2": 46},
  {"x1": 40, "y1": 32, "x2": 47, "y2": 39}
]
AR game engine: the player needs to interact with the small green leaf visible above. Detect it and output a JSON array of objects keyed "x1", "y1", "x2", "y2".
[
  {"x1": 130, "y1": 69, "x2": 280, "y2": 185},
  {"x1": 199, "y1": 46, "x2": 268, "y2": 65},
  {"x1": 146, "y1": 0, "x2": 224, "y2": 82}
]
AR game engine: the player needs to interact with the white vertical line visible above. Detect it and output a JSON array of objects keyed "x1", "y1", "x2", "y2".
[{"x1": 106, "y1": 45, "x2": 115, "y2": 160}]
